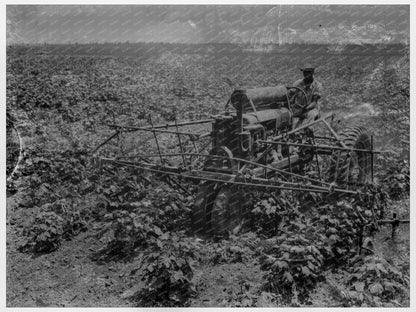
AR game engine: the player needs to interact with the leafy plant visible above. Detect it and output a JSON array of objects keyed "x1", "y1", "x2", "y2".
[
  {"x1": 19, "y1": 199, "x2": 88, "y2": 253},
  {"x1": 342, "y1": 255, "x2": 409, "y2": 306},
  {"x1": 94, "y1": 167, "x2": 148, "y2": 211},
  {"x1": 144, "y1": 185, "x2": 193, "y2": 232},
  {"x1": 94, "y1": 168, "x2": 193, "y2": 232},
  {"x1": 258, "y1": 190, "x2": 386, "y2": 304},
  {"x1": 19, "y1": 147, "x2": 90, "y2": 207},
  {"x1": 249, "y1": 191, "x2": 298, "y2": 237},
  {"x1": 222, "y1": 280, "x2": 259, "y2": 307},
  {"x1": 44, "y1": 199, "x2": 89, "y2": 238},
  {"x1": 20, "y1": 211, "x2": 65, "y2": 252},
  {"x1": 133, "y1": 232, "x2": 198, "y2": 307},
  {"x1": 260, "y1": 232, "x2": 324, "y2": 304},
  {"x1": 97, "y1": 209, "x2": 162, "y2": 257},
  {"x1": 381, "y1": 159, "x2": 409, "y2": 199}
]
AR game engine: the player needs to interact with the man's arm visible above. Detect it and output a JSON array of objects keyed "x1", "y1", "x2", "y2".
[
  {"x1": 305, "y1": 94, "x2": 320, "y2": 110},
  {"x1": 305, "y1": 82, "x2": 322, "y2": 111}
]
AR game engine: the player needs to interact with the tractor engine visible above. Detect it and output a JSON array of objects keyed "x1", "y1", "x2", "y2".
[{"x1": 207, "y1": 86, "x2": 293, "y2": 171}]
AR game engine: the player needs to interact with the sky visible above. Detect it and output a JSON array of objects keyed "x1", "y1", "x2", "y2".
[{"x1": 6, "y1": 5, "x2": 410, "y2": 44}]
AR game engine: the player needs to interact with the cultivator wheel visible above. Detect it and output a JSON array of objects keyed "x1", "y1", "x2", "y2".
[
  {"x1": 209, "y1": 185, "x2": 243, "y2": 238},
  {"x1": 192, "y1": 182, "x2": 219, "y2": 236},
  {"x1": 329, "y1": 126, "x2": 372, "y2": 189}
]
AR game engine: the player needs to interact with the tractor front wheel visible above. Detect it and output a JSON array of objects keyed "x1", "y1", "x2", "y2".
[
  {"x1": 192, "y1": 182, "x2": 218, "y2": 236},
  {"x1": 209, "y1": 185, "x2": 244, "y2": 238}
]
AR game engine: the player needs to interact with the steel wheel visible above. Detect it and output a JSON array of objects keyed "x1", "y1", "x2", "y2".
[
  {"x1": 209, "y1": 185, "x2": 243, "y2": 237},
  {"x1": 192, "y1": 182, "x2": 218, "y2": 236}
]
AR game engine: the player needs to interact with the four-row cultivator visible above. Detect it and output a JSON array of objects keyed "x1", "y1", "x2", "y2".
[{"x1": 93, "y1": 85, "x2": 380, "y2": 237}]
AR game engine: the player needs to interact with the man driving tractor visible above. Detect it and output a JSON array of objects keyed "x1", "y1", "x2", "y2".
[
  {"x1": 270, "y1": 63, "x2": 323, "y2": 161},
  {"x1": 290, "y1": 63, "x2": 323, "y2": 128}
]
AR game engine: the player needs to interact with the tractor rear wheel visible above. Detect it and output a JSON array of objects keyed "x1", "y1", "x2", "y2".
[
  {"x1": 329, "y1": 126, "x2": 372, "y2": 189},
  {"x1": 192, "y1": 182, "x2": 219, "y2": 236},
  {"x1": 209, "y1": 185, "x2": 244, "y2": 238}
]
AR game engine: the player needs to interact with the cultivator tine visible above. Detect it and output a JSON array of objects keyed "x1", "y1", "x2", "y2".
[
  {"x1": 148, "y1": 115, "x2": 163, "y2": 164},
  {"x1": 192, "y1": 139, "x2": 199, "y2": 156},
  {"x1": 334, "y1": 150, "x2": 341, "y2": 182},
  {"x1": 175, "y1": 119, "x2": 187, "y2": 168},
  {"x1": 322, "y1": 119, "x2": 348, "y2": 149},
  {"x1": 165, "y1": 175, "x2": 192, "y2": 196},
  {"x1": 91, "y1": 131, "x2": 120, "y2": 154},
  {"x1": 370, "y1": 135, "x2": 374, "y2": 182},
  {"x1": 286, "y1": 140, "x2": 292, "y2": 176},
  {"x1": 312, "y1": 137, "x2": 322, "y2": 181}
]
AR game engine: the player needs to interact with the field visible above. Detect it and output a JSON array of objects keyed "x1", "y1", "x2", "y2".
[{"x1": 6, "y1": 43, "x2": 410, "y2": 307}]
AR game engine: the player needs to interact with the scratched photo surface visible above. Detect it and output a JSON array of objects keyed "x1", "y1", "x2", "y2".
[{"x1": 6, "y1": 5, "x2": 410, "y2": 307}]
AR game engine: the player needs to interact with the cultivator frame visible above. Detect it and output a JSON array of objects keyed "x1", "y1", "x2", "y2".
[
  {"x1": 92, "y1": 81, "x2": 387, "y2": 238},
  {"x1": 93, "y1": 113, "x2": 379, "y2": 196}
]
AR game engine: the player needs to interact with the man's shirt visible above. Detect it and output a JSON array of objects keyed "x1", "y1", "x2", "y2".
[{"x1": 291, "y1": 78, "x2": 323, "y2": 117}]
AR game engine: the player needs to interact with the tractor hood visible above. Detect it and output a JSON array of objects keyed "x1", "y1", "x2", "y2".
[
  {"x1": 230, "y1": 86, "x2": 289, "y2": 112},
  {"x1": 243, "y1": 108, "x2": 292, "y2": 127}
]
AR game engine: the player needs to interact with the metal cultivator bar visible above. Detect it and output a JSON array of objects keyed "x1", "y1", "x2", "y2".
[{"x1": 93, "y1": 113, "x2": 379, "y2": 196}]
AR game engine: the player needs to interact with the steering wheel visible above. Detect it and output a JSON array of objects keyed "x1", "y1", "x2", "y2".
[{"x1": 286, "y1": 86, "x2": 310, "y2": 108}]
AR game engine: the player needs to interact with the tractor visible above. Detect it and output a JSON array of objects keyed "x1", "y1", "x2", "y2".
[{"x1": 94, "y1": 84, "x2": 376, "y2": 238}]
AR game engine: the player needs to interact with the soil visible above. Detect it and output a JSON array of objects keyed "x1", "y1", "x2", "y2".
[
  {"x1": 7, "y1": 189, "x2": 263, "y2": 307},
  {"x1": 7, "y1": 191, "x2": 410, "y2": 307},
  {"x1": 7, "y1": 196, "x2": 129, "y2": 307}
]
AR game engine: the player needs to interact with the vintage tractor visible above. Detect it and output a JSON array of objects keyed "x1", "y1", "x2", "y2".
[{"x1": 94, "y1": 84, "x2": 376, "y2": 237}]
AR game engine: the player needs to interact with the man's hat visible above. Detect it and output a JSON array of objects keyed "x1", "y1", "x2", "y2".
[{"x1": 299, "y1": 63, "x2": 315, "y2": 72}]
